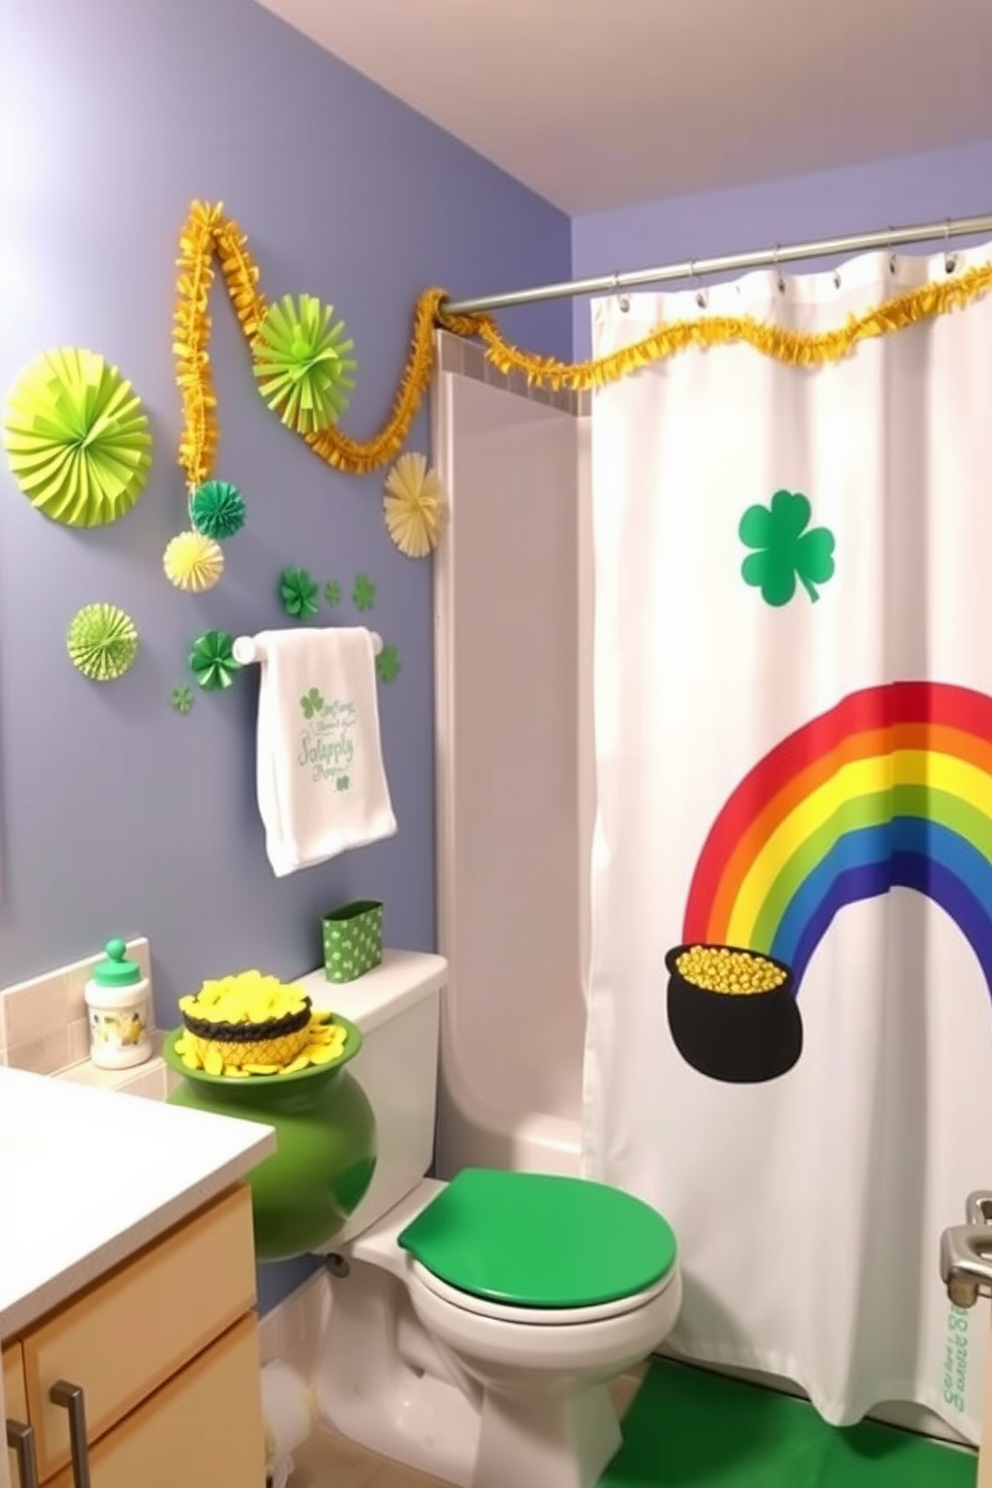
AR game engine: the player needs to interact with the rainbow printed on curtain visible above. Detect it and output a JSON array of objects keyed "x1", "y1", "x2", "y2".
[{"x1": 682, "y1": 682, "x2": 992, "y2": 992}]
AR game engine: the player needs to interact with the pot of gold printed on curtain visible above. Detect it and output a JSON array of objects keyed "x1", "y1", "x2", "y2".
[{"x1": 672, "y1": 680, "x2": 992, "y2": 1086}]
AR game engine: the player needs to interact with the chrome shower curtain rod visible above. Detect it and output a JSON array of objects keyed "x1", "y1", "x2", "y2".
[{"x1": 441, "y1": 211, "x2": 992, "y2": 317}]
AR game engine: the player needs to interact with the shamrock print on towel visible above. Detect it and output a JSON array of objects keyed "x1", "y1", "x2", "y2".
[
  {"x1": 738, "y1": 488, "x2": 836, "y2": 607},
  {"x1": 300, "y1": 686, "x2": 324, "y2": 720}
]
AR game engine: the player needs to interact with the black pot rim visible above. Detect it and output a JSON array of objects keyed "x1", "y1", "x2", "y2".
[{"x1": 182, "y1": 997, "x2": 313, "y2": 1044}]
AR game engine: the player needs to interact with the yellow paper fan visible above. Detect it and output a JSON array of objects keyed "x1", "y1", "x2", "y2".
[
  {"x1": 163, "y1": 530, "x2": 225, "y2": 593},
  {"x1": 383, "y1": 452, "x2": 445, "y2": 558}
]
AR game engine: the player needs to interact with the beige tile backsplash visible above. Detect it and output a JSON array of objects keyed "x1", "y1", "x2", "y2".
[{"x1": 0, "y1": 937, "x2": 153, "y2": 1075}]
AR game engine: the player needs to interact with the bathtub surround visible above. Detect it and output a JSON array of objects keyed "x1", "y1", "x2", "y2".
[{"x1": 431, "y1": 336, "x2": 591, "y2": 1180}]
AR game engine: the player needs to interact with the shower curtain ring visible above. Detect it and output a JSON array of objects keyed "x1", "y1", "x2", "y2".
[
  {"x1": 887, "y1": 227, "x2": 897, "y2": 276},
  {"x1": 612, "y1": 271, "x2": 630, "y2": 312},
  {"x1": 944, "y1": 219, "x2": 958, "y2": 276},
  {"x1": 689, "y1": 259, "x2": 707, "y2": 309},
  {"x1": 773, "y1": 245, "x2": 785, "y2": 294}
]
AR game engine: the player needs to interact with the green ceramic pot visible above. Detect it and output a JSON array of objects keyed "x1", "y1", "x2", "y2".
[{"x1": 163, "y1": 1020, "x2": 376, "y2": 1261}]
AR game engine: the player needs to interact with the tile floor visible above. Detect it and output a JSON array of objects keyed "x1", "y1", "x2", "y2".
[{"x1": 289, "y1": 1368, "x2": 645, "y2": 1488}]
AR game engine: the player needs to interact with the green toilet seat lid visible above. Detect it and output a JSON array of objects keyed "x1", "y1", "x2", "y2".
[{"x1": 397, "y1": 1168, "x2": 677, "y2": 1309}]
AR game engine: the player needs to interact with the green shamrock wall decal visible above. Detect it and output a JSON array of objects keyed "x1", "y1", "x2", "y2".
[
  {"x1": 739, "y1": 489, "x2": 836, "y2": 606},
  {"x1": 352, "y1": 573, "x2": 376, "y2": 612},
  {"x1": 376, "y1": 643, "x2": 401, "y2": 684},
  {"x1": 324, "y1": 579, "x2": 342, "y2": 608},
  {"x1": 171, "y1": 684, "x2": 193, "y2": 715}
]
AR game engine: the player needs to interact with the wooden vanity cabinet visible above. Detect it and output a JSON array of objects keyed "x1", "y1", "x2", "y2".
[
  {"x1": 3, "y1": 1185, "x2": 265, "y2": 1488},
  {"x1": 4, "y1": 1341, "x2": 29, "y2": 1488}
]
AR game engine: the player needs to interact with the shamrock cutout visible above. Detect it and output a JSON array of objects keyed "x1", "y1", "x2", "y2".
[
  {"x1": 324, "y1": 579, "x2": 342, "y2": 608},
  {"x1": 352, "y1": 573, "x2": 376, "y2": 612},
  {"x1": 280, "y1": 567, "x2": 320, "y2": 621},
  {"x1": 300, "y1": 687, "x2": 324, "y2": 720},
  {"x1": 376, "y1": 643, "x2": 401, "y2": 684},
  {"x1": 171, "y1": 684, "x2": 193, "y2": 715},
  {"x1": 336, "y1": 774, "x2": 350, "y2": 791},
  {"x1": 739, "y1": 489, "x2": 835, "y2": 607}
]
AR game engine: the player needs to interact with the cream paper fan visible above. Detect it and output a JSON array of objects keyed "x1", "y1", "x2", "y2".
[
  {"x1": 382, "y1": 452, "x2": 445, "y2": 558},
  {"x1": 163, "y1": 530, "x2": 225, "y2": 593}
]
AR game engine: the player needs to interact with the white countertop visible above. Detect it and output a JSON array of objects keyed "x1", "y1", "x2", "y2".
[{"x1": 0, "y1": 1064, "x2": 275, "y2": 1337}]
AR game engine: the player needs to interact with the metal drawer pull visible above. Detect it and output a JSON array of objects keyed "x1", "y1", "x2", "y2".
[
  {"x1": 6, "y1": 1419, "x2": 40, "y2": 1488},
  {"x1": 49, "y1": 1380, "x2": 92, "y2": 1488}
]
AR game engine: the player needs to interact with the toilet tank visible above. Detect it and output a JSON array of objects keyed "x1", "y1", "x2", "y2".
[{"x1": 298, "y1": 950, "x2": 447, "y2": 1246}]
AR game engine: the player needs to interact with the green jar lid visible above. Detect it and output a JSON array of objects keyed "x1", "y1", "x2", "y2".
[{"x1": 92, "y1": 938, "x2": 142, "y2": 988}]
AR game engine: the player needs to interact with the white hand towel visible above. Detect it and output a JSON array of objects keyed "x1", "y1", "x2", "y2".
[{"x1": 254, "y1": 627, "x2": 397, "y2": 877}]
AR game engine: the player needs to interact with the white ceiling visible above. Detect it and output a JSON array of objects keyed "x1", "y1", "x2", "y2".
[{"x1": 254, "y1": 0, "x2": 992, "y2": 214}]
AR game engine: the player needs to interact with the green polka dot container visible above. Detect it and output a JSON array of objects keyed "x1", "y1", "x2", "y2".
[{"x1": 323, "y1": 900, "x2": 384, "y2": 984}]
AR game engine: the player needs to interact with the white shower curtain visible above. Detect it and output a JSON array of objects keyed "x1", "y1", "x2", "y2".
[{"x1": 582, "y1": 242, "x2": 992, "y2": 1441}]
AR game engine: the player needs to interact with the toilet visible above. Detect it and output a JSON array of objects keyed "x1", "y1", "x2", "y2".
[{"x1": 304, "y1": 953, "x2": 682, "y2": 1488}]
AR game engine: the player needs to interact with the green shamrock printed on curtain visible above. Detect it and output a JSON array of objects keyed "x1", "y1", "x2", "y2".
[{"x1": 739, "y1": 489, "x2": 836, "y2": 607}]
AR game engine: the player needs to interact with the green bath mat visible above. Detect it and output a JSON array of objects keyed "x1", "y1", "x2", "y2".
[{"x1": 601, "y1": 1357, "x2": 977, "y2": 1487}]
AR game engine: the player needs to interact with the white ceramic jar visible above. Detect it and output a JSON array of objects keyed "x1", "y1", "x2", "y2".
[{"x1": 84, "y1": 938, "x2": 154, "y2": 1069}]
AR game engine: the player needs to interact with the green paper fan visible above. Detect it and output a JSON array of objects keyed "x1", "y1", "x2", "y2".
[
  {"x1": 4, "y1": 348, "x2": 152, "y2": 527},
  {"x1": 252, "y1": 294, "x2": 357, "y2": 435},
  {"x1": 189, "y1": 630, "x2": 242, "y2": 692},
  {"x1": 190, "y1": 480, "x2": 246, "y2": 540},
  {"x1": 67, "y1": 604, "x2": 139, "y2": 681},
  {"x1": 280, "y1": 566, "x2": 320, "y2": 621}
]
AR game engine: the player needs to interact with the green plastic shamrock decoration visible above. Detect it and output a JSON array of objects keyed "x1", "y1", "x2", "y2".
[
  {"x1": 171, "y1": 684, "x2": 193, "y2": 714},
  {"x1": 300, "y1": 687, "x2": 324, "y2": 719},
  {"x1": 739, "y1": 489, "x2": 836, "y2": 607},
  {"x1": 352, "y1": 573, "x2": 376, "y2": 612},
  {"x1": 324, "y1": 580, "x2": 342, "y2": 608},
  {"x1": 376, "y1": 643, "x2": 401, "y2": 684}
]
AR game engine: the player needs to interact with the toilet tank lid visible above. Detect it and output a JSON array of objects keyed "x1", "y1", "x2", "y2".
[
  {"x1": 297, "y1": 950, "x2": 447, "y2": 1034},
  {"x1": 398, "y1": 1168, "x2": 677, "y2": 1310}
]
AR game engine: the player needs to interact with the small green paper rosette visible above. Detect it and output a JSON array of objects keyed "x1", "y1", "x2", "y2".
[
  {"x1": 252, "y1": 294, "x2": 357, "y2": 435},
  {"x1": 189, "y1": 480, "x2": 246, "y2": 541},
  {"x1": 280, "y1": 566, "x2": 320, "y2": 620},
  {"x1": 189, "y1": 630, "x2": 242, "y2": 691},
  {"x1": 67, "y1": 604, "x2": 139, "y2": 681},
  {"x1": 4, "y1": 348, "x2": 152, "y2": 526}
]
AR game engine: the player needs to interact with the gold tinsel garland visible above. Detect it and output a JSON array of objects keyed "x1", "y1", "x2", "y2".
[{"x1": 173, "y1": 200, "x2": 992, "y2": 483}]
